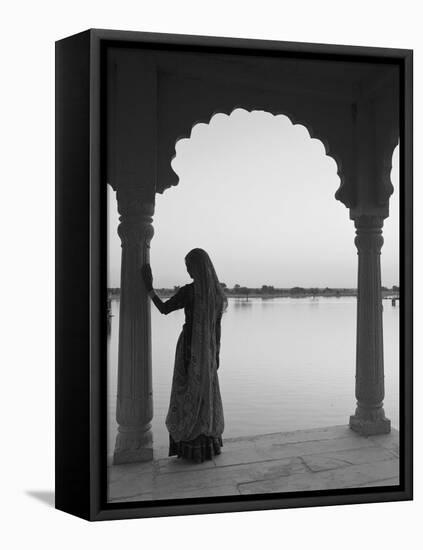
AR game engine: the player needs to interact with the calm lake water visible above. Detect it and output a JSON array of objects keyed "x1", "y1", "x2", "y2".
[{"x1": 107, "y1": 297, "x2": 399, "y2": 459}]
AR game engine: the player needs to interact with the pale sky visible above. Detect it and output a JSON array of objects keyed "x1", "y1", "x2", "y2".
[{"x1": 107, "y1": 109, "x2": 399, "y2": 289}]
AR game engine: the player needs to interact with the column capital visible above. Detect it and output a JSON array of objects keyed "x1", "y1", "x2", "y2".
[
  {"x1": 117, "y1": 218, "x2": 154, "y2": 249},
  {"x1": 354, "y1": 215, "x2": 384, "y2": 255},
  {"x1": 116, "y1": 188, "x2": 154, "y2": 248}
]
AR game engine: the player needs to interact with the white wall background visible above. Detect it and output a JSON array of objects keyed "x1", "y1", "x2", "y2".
[{"x1": 0, "y1": 1, "x2": 420, "y2": 548}]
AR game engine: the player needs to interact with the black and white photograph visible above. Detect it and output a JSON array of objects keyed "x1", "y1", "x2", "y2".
[{"x1": 103, "y1": 40, "x2": 407, "y2": 505}]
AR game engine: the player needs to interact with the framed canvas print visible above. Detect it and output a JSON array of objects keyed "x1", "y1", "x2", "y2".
[{"x1": 55, "y1": 29, "x2": 413, "y2": 521}]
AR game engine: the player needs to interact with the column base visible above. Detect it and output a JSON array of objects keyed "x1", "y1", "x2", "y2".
[
  {"x1": 113, "y1": 425, "x2": 153, "y2": 465},
  {"x1": 349, "y1": 408, "x2": 391, "y2": 436}
]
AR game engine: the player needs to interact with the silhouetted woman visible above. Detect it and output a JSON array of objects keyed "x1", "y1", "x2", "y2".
[{"x1": 142, "y1": 248, "x2": 227, "y2": 463}]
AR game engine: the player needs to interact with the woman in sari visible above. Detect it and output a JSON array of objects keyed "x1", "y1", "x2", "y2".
[{"x1": 142, "y1": 248, "x2": 227, "y2": 463}]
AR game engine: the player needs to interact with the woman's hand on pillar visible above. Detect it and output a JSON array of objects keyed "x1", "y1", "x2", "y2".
[{"x1": 141, "y1": 264, "x2": 153, "y2": 291}]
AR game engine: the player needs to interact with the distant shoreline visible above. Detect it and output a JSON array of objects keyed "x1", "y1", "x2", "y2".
[{"x1": 108, "y1": 288, "x2": 399, "y2": 300}]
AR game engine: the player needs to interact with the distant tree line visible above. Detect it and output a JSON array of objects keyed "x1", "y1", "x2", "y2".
[
  {"x1": 220, "y1": 285, "x2": 354, "y2": 297},
  {"x1": 108, "y1": 284, "x2": 399, "y2": 298}
]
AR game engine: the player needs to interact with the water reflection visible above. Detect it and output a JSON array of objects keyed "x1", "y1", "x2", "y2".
[{"x1": 233, "y1": 299, "x2": 253, "y2": 310}]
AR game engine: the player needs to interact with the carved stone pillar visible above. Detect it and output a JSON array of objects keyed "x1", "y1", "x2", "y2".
[
  {"x1": 113, "y1": 191, "x2": 154, "y2": 464},
  {"x1": 349, "y1": 215, "x2": 391, "y2": 436}
]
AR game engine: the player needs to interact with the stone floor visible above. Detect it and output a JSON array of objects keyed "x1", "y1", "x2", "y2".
[{"x1": 108, "y1": 425, "x2": 400, "y2": 503}]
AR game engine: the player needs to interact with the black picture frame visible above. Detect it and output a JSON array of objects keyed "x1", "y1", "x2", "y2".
[{"x1": 55, "y1": 29, "x2": 413, "y2": 521}]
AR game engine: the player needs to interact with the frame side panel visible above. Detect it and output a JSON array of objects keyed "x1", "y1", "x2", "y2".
[
  {"x1": 401, "y1": 50, "x2": 413, "y2": 499},
  {"x1": 55, "y1": 31, "x2": 91, "y2": 520}
]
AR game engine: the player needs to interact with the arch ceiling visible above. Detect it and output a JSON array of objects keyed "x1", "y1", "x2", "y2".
[{"x1": 107, "y1": 47, "x2": 399, "y2": 218}]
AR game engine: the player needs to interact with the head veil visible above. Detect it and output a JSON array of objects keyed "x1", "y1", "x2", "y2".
[
  {"x1": 166, "y1": 248, "x2": 227, "y2": 442},
  {"x1": 186, "y1": 248, "x2": 227, "y2": 334}
]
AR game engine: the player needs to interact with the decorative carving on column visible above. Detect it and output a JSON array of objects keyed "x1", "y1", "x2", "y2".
[
  {"x1": 113, "y1": 189, "x2": 155, "y2": 464},
  {"x1": 350, "y1": 215, "x2": 391, "y2": 436}
]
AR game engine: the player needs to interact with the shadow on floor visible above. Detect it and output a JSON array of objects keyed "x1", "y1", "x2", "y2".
[{"x1": 26, "y1": 490, "x2": 55, "y2": 508}]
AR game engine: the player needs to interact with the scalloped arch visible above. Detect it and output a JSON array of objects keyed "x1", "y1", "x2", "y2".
[{"x1": 162, "y1": 106, "x2": 349, "y2": 208}]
